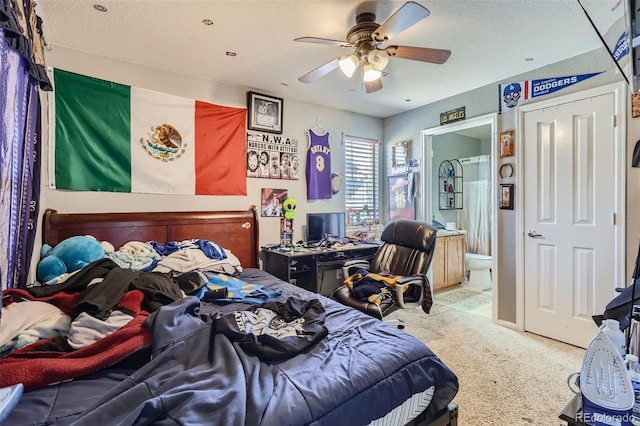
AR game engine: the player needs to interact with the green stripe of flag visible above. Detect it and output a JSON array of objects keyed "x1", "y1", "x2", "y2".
[{"x1": 54, "y1": 69, "x2": 132, "y2": 192}]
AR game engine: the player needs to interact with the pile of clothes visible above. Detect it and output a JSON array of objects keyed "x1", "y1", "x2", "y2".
[{"x1": 343, "y1": 268, "x2": 402, "y2": 306}]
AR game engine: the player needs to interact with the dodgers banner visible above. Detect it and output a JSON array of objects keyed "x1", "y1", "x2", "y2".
[
  {"x1": 499, "y1": 71, "x2": 604, "y2": 112},
  {"x1": 612, "y1": 31, "x2": 630, "y2": 63}
]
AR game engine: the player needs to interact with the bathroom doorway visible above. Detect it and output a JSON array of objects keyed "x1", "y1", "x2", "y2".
[{"x1": 422, "y1": 113, "x2": 498, "y2": 321}]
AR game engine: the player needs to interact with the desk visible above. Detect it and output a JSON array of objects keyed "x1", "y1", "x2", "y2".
[{"x1": 261, "y1": 244, "x2": 379, "y2": 296}]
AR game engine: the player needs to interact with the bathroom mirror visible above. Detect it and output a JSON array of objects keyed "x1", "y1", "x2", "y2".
[{"x1": 392, "y1": 141, "x2": 409, "y2": 168}]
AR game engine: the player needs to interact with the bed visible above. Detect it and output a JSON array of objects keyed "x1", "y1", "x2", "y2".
[{"x1": 2, "y1": 207, "x2": 459, "y2": 425}]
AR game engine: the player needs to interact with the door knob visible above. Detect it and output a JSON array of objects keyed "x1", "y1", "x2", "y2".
[{"x1": 528, "y1": 230, "x2": 543, "y2": 238}]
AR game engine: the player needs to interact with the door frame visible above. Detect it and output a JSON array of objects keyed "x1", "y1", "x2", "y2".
[
  {"x1": 421, "y1": 112, "x2": 498, "y2": 321},
  {"x1": 515, "y1": 82, "x2": 627, "y2": 331}
]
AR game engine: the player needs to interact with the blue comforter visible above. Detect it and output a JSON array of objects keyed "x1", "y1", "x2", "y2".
[{"x1": 7, "y1": 268, "x2": 458, "y2": 425}]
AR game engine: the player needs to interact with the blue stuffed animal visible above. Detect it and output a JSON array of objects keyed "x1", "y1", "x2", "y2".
[{"x1": 36, "y1": 235, "x2": 106, "y2": 283}]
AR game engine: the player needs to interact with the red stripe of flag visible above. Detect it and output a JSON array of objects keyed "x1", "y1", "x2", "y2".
[{"x1": 194, "y1": 101, "x2": 247, "y2": 195}]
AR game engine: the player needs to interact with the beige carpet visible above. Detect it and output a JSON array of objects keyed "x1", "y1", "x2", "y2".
[{"x1": 386, "y1": 288, "x2": 585, "y2": 425}]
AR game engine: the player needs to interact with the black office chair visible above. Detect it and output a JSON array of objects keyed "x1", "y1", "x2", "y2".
[{"x1": 331, "y1": 219, "x2": 437, "y2": 327}]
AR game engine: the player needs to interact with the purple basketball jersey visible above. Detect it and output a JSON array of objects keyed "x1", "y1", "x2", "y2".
[{"x1": 306, "y1": 130, "x2": 332, "y2": 200}]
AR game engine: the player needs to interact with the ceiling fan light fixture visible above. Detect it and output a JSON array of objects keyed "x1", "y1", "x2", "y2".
[
  {"x1": 362, "y1": 61, "x2": 382, "y2": 82},
  {"x1": 338, "y1": 54, "x2": 360, "y2": 78},
  {"x1": 367, "y1": 50, "x2": 389, "y2": 71}
]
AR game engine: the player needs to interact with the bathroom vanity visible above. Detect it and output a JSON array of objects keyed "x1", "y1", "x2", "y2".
[{"x1": 433, "y1": 230, "x2": 466, "y2": 291}]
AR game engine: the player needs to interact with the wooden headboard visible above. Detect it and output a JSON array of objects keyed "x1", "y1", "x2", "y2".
[{"x1": 42, "y1": 207, "x2": 260, "y2": 268}]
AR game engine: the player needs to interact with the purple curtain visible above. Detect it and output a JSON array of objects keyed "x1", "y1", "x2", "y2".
[
  {"x1": 0, "y1": 27, "x2": 41, "y2": 290},
  {"x1": 0, "y1": 0, "x2": 50, "y2": 290}
]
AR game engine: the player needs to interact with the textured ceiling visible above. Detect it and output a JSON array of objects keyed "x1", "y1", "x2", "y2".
[{"x1": 35, "y1": 0, "x2": 613, "y2": 118}]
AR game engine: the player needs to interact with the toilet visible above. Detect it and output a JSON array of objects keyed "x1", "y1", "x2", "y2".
[{"x1": 465, "y1": 253, "x2": 492, "y2": 287}]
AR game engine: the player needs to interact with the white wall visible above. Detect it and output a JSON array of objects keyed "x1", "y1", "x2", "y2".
[{"x1": 36, "y1": 47, "x2": 383, "y2": 275}]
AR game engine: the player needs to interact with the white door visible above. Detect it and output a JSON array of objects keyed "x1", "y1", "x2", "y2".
[{"x1": 523, "y1": 92, "x2": 617, "y2": 348}]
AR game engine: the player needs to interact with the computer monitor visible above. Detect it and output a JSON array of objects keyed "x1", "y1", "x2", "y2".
[{"x1": 306, "y1": 212, "x2": 346, "y2": 245}]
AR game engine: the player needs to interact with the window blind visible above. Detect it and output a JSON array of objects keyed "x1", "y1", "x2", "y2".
[{"x1": 344, "y1": 135, "x2": 380, "y2": 227}]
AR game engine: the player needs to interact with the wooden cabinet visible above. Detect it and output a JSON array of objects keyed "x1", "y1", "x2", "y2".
[{"x1": 433, "y1": 233, "x2": 466, "y2": 291}]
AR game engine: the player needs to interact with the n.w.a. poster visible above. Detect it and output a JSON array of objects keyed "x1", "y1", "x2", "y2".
[
  {"x1": 246, "y1": 132, "x2": 299, "y2": 180},
  {"x1": 499, "y1": 72, "x2": 604, "y2": 112}
]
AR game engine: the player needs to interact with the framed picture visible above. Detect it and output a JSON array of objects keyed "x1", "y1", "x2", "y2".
[
  {"x1": 392, "y1": 141, "x2": 409, "y2": 168},
  {"x1": 388, "y1": 174, "x2": 415, "y2": 221},
  {"x1": 247, "y1": 91, "x2": 283, "y2": 134},
  {"x1": 499, "y1": 129, "x2": 515, "y2": 158},
  {"x1": 261, "y1": 188, "x2": 288, "y2": 217},
  {"x1": 500, "y1": 184, "x2": 514, "y2": 210}
]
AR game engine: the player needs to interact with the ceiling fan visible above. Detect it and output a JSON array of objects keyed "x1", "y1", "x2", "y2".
[{"x1": 294, "y1": 1, "x2": 451, "y2": 93}]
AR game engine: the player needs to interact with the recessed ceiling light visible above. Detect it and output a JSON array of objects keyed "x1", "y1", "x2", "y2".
[
  {"x1": 202, "y1": 19, "x2": 213, "y2": 26},
  {"x1": 405, "y1": 99, "x2": 411, "y2": 102},
  {"x1": 225, "y1": 51, "x2": 236, "y2": 57},
  {"x1": 93, "y1": 4, "x2": 107, "y2": 12},
  {"x1": 525, "y1": 57, "x2": 534, "y2": 61}
]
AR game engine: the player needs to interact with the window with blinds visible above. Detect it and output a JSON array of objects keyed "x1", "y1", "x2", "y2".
[{"x1": 344, "y1": 135, "x2": 380, "y2": 230}]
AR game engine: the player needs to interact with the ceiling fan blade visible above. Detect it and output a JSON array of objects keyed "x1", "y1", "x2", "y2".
[
  {"x1": 365, "y1": 77, "x2": 383, "y2": 93},
  {"x1": 294, "y1": 37, "x2": 352, "y2": 48},
  {"x1": 298, "y1": 57, "x2": 340, "y2": 83},
  {"x1": 386, "y1": 46, "x2": 451, "y2": 64},
  {"x1": 372, "y1": 1, "x2": 430, "y2": 42}
]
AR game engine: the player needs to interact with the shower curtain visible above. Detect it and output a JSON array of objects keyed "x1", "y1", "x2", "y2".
[{"x1": 458, "y1": 155, "x2": 491, "y2": 255}]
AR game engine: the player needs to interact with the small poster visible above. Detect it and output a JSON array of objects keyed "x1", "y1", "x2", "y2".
[
  {"x1": 261, "y1": 188, "x2": 288, "y2": 217},
  {"x1": 247, "y1": 132, "x2": 299, "y2": 180},
  {"x1": 388, "y1": 174, "x2": 416, "y2": 221}
]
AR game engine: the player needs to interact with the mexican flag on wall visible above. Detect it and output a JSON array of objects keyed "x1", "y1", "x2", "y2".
[{"x1": 51, "y1": 69, "x2": 247, "y2": 195}]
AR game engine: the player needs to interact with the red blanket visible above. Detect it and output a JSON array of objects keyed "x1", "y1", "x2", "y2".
[{"x1": 0, "y1": 290, "x2": 152, "y2": 390}]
